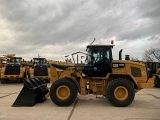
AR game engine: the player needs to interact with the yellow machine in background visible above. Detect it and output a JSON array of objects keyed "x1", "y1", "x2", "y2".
[
  {"x1": 0, "y1": 54, "x2": 16, "y2": 67},
  {"x1": 145, "y1": 62, "x2": 160, "y2": 87},
  {"x1": 48, "y1": 44, "x2": 155, "y2": 107},
  {"x1": 0, "y1": 54, "x2": 27, "y2": 83},
  {"x1": 29, "y1": 58, "x2": 50, "y2": 83}
]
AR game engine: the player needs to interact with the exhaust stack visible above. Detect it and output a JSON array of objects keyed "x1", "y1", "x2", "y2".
[{"x1": 119, "y1": 49, "x2": 123, "y2": 60}]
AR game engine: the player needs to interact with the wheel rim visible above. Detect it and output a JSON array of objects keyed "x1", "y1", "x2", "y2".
[
  {"x1": 114, "y1": 86, "x2": 128, "y2": 101},
  {"x1": 56, "y1": 85, "x2": 70, "y2": 100}
]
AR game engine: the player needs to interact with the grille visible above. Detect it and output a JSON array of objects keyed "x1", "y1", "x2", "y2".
[
  {"x1": 131, "y1": 67, "x2": 141, "y2": 77},
  {"x1": 5, "y1": 64, "x2": 20, "y2": 75},
  {"x1": 34, "y1": 65, "x2": 48, "y2": 76}
]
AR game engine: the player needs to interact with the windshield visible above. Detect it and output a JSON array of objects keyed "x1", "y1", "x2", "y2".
[
  {"x1": 10, "y1": 57, "x2": 22, "y2": 63},
  {"x1": 86, "y1": 49, "x2": 100, "y2": 64},
  {"x1": 85, "y1": 48, "x2": 111, "y2": 65},
  {"x1": 33, "y1": 58, "x2": 46, "y2": 64}
]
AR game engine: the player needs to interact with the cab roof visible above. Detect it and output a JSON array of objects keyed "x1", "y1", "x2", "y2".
[
  {"x1": 87, "y1": 44, "x2": 114, "y2": 49},
  {"x1": 12, "y1": 57, "x2": 22, "y2": 59},
  {"x1": 33, "y1": 58, "x2": 46, "y2": 59}
]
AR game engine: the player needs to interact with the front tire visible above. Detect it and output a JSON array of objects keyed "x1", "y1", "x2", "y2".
[
  {"x1": 50, "y1": 78, "x2": 77, "y2": 106},
  {"x1": 1, "y1": 79, "x2": 7, "y2": 84},
  {"x1": 106, "y1": 78, "x2": 135, "y2": 107}
]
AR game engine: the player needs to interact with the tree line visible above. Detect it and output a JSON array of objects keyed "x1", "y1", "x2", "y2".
[
  {"x1": 143, "y1": 48, "x2": 160, "y2": 62},
  {"x1": 130, "y1": 48, "x2": 160, "y2": 62}
]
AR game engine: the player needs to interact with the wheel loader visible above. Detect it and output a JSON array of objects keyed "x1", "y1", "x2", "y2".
[
  {"x1": 145, "y1": 61, "x2": 160, "y2": 87},
  {"x1": 28, "y1": 58, "x2": 50, "y2": 83},
  {"x1": 0, "y1": 55, "x2": 27, "y2": 83},
  {"x1": 48, "y1": 44, "x2": 155, "y2": 107},
  {"x1": 13, "y1": 43, "x2": 155, "y2": 107}
]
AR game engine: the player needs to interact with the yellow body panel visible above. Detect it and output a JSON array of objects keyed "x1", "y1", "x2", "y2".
[
  {"x1": 49, "y1": 59, "x2": 155, "y2": 95},
  {"x1": 138, "y1": 76, "x2": 155, "y2": 88},
  {"x1": 112, "y1": 60, "x2": 148, "y2": 83}
]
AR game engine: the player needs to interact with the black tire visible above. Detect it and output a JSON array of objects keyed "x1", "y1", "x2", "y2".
[
  {"x1": 23, "y1": 72, "x2": 26, "y2": 78},
  {"x1": 20, "y1": 79, "x2": 23, "y2": 83},
  {"x1": 50, "y1": 78, "x2": 77, "y2": 106},
  {"x1": 1, "y1": 79, "x2": 7, "y2": 84},
  {"x1": 106, "y1": 78, "x2": 135, "y2": 107},
  {"x1": 154, "y1": 76, "x2": 160, "y2": 88}
]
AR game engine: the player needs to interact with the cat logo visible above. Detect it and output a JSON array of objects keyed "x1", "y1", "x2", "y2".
[{"x1": 112, "y1": 63, "x2": 125, "y2": 68}]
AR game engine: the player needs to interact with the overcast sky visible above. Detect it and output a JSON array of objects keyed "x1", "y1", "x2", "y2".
[{"x1": 0, "y1": 0, "x2": 160, "y2": 61}]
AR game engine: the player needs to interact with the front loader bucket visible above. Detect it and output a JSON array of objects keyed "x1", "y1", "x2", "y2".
[{"x1": 12, "y1": 78, "x2": 49, "y2": 107}]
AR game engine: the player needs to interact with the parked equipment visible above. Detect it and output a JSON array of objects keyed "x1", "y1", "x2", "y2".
[
  {"x1": 29, "y1": 58, "x2": 50, "y2": 83},
  {"x1": 49, "y1": 44, "x2": 155, "y2": 107},
  {"x1": 0, "y1": 55, "x2": 27, "y2": 83},
  {"x1": 12, "y1": 78, "x2": 49, "y2": 107},
  {"x1": 145, "y1": 62, "x2": 160, "y2": 87}
]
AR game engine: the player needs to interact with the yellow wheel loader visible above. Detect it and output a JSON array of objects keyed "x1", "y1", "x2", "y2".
[
  {"x1": 29, "y1": 58, "x2": 50, "y2": 83},
  {"x1": 13, "y1": 44, "x2": 155, "y2": 107},
  {"x1": 145, "y1": 62, "x2": 160, "y2": 87},
  {"x1": 0, "y1": 56, "x2": 27, "y2": 83},
  {"x1": 49, "y1": 44, "x2": 155, "y2": 107}
]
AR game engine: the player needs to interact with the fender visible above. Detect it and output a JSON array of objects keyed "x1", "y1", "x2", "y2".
[{"x1": 106, "y1": 73, "x2": 138, "y2": 89}]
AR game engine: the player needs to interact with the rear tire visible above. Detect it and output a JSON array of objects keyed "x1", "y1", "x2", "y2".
[
  {"x1": 154, "y1": 76, "x2": 160, "y2": 88},
  {"x1": 106, "y1": 78, "x2": 135, "y2": 107},
  {"x1": 50, "y1": 78, "x2": 77, "y2": 106}
]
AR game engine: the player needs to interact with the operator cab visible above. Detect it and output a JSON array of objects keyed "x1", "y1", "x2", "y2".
[{"x1": 82, "y1": 45, "x2": 113, "y2": 77}]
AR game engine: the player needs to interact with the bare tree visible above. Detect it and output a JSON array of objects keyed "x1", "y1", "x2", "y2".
[
  {"x1": 131, "y1": 57, "x2": 139, "y2": 61},
  {"x1": 143, "y1": 48, "x2": 160, "y2": 62}
]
